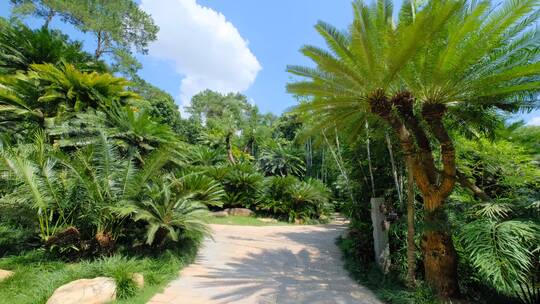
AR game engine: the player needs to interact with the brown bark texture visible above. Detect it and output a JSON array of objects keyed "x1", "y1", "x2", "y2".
[
  {"x1": 422, "y1": 230, "x2": 459, "y2": 297},
  {"x1": 368, "y1": 90, "x2": 459, "y2": 297}
]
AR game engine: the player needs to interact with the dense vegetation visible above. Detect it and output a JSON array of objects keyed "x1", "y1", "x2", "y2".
[
  {"x1": 0, "y1": 7, "x2": 333, "y2": 303},
  {"x1": 0, "y1": 0, "x2": 539, "y2": 304},
  {"x1": 287, "y1": 0, "x2": 540, "y2": 303}
]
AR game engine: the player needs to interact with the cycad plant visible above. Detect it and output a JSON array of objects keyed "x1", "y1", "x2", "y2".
[
  {"x1": 169, "y1": 173, "x2": 225, "y2": 208},
  {"x1": 258, "y1": 175, "x2": 332, "y2": 222},
  {"x1": 48, "y1": 102, "x2": 176, "y2": 155},
  {"x1": 115, "y1": 178, "x2": 210, "y2": 246},
  {"x1": 0, "y1": 18, "x2": 105, "y2": 74},
  {"x1": 0, "y1": 131, "x2": 75, "y2": 241},
  {"x1": 287, "y1": 0, "x2": 540, "y2": 296},
  {"x1": 258, "y1": 142, "x2": 306, "y2": 177},
  {"x1": 460, "y1": 216, "x2": 539, "y2": 303},
  {"x1": 0, "y1": 63, "x2": 138, "y2": 132},
  {"x1": 62, "y1": 133, "x2": 171, "y2": 252}
]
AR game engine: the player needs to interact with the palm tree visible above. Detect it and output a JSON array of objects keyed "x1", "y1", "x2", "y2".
[{"x1": 287, "y1": 0, "x2": 540, "y2": 297}]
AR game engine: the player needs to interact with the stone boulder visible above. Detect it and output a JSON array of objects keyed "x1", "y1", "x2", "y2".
[
  {"x1": 259, "y1": 218, "x2": 278, "y2": 223},
  {"x1": 0, "y1": 269, "x2": 14, "y2": 282},
  {"x1": 132, "y1": 273, "x2": 144, "y2": 289},
  {"x1": 211, "y1": 211, "x2": 229, "y2": 218},
  {"x1": 46, "y1": 277, "x2": 116, "y2": 304},
  {"x1": 224, "y1": 208, "x2": 254, "y2": 217}
]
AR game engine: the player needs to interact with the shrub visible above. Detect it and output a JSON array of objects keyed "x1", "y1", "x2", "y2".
[
  {"x1": 205, "y1": 163, "x2": 264, "y2": 208},
  {"x1": 0, "y1": 224, "x2": 35, "y2": 257},
  {"x1": 257, "y1": 176, "x2": 333, "y2": 222}
]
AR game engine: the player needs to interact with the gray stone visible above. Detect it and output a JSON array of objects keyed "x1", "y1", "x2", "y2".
[
  {"x1": 46, "y1": 277, "x2": 116, "y2": 304},
  {"x1": 224, "y1": 208, "x2": 254, "y2": 216},
  {"x1": 212, "y1": 211, "x2": 229, "y2": 217},
  {"x1": 259, "y1": 218, "x2": 278, "y2": 223}
]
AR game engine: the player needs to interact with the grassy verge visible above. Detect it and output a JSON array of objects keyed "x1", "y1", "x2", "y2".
[
  {"x1": 0, "y1": 239, "x2": 200, "y2": 304},
  {"x1": 336, "y1": 236, "x2": 440, "y2": 304},
  {"x1": 207, "y1": 215, "x2": 291, "y2": 226}
]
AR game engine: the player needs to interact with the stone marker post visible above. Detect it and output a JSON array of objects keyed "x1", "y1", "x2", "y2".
[{"x1": 371, "y1": 197, "x2": 390, "y2": 273}]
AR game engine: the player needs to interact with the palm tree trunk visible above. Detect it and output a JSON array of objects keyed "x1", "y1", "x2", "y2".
[
  {"x1": 422, "y1": 194, "x2": 458, "y2": 297},
  {"x1": 405, "y1": 156, "x2": 416, "y2": 287},
  {"x1": 368, "y1": 90, "x2": 459, "y2": 297},
  {"x1": 154, "y1": 227, "x2": 169, "y2": 247}
]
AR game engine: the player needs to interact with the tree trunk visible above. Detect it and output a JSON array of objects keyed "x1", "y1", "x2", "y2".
[
  {"x1": 405, "y1": 156, "x2": 416, "y2": 287},
  {"x1": 43, "y1": 9, "x2": 55, "y2": 29},
  {"x1": 367, "y1": 90, "x2": 460, "y2": 298},
  {"x1": 95, "y1": 31, "x2": 104, "y2": 59},
  {"x1": 365, "y1": 120, "x2": 376, "y2": 197},
  {"x1": 225, "y1": 132, "x2": 236, "y2": 164},
  {"x1": 421, "y1": 195, "x2": 459, "y2": 298},
  {"x1": 456, "y1": 170, "x2": 490, "y2": 201},
  {"x1": 386, "y1": 132, "x2": 402, "y2": 206},
  {"x1": 154, "y1": 227, "x2": 169, "y2": 247}
]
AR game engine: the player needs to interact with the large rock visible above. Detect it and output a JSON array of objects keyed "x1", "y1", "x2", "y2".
[
  {"x1": 132, "y1": 273, "x2": 144, "y2": 289},
  {"x1": 211, "y1": 211, "x2": 229, "y2": 218},
  {"x1": 225, "y1": 208, "x2": 254, "y2": 217},
  {"x1": 259, "y1": 218, "x2": 278, "y2": 223},
  {"x1": 46, "y1": 277, "x2": 116, "y2": 304},
  {"x1": 0, "y1": 269, "x2": 14, "y2": 282}
]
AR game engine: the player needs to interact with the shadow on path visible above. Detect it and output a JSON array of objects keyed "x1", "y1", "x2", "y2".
[{"x1": 148, "y1": 224, "x2": 382, "y2": 304}]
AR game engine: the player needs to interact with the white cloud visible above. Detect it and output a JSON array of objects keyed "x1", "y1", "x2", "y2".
[
  {"x1": 527, "y1": 116, "x2": 540, "y2": 126},
  {"x1": 140, "y1": 0, "x2": 261, "y2": 109}
]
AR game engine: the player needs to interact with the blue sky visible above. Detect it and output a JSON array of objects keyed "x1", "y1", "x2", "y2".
[{"x1": 1, "y1": 0, "x2": 539, "y2": 124}]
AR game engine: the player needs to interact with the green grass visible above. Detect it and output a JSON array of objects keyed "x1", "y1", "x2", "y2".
[
  {"x1": 0, "y1": 239, "x2": 200, "y2": 304},
  {"x1": 207, "y1": 215, "x2": 291, "y2": 226},
  {"x1": 336, "y1": 236, "x2": 440, "y2": 304}
]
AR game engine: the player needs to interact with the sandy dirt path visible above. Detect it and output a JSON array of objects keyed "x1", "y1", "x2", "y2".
[{"x1": 148, "y1": 221, "x2": 383, "y2": 304}]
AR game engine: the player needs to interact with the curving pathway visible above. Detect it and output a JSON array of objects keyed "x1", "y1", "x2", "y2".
[{"x1": 148, "y1": 220, "x2": 383, "y2": 304}]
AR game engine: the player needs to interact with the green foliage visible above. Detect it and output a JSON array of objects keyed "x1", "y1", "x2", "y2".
[
  {"x1": 115, "y1": 179, "x2": 210, "y2": 246},
  {"x1": 258, "y1": 142, "x2": 306, "y2": 177},
  {"x1": 0, "y1": 18, "x2": 105, "y2": 74},
  {"x1": 337, "y1": 235, "x2": 439, "y2": 304},
  {"x1": 456, "y1": 133, "x2": 540, "y2": 198},
  {"x1": 257, "y1": 175, "x2": 332, "y2": 222},
  {"x1": 170, "y1": 174, "x2": 224, "y2": 208},
  {"x1": 218, "y1": 163, "x2": 264, "y2": 208},
  {"x1": 0, "y1": 132, "x2": 75, "y2": 241},
  {"x1": 0, "y1": 223, "x2": 35, "y2": 256},
  {"x1": 0, "y1": 238, "x2": 200, "y2": 304},
  {"x1": 129, "y1": 78, "x2": 183, "y2": 133},
  {"x1": 186, "y1": 145, "x2": 226, "y2": 166},
  {"x1": 460, "y1": 219, "x2": 539, "y2": 302},
  {"x1": 11, "y1": 0, "x2": 159, "y2": 72},
  {"x1": 0, "y1": 62, "x2": 137, "y2": 126},
  {"x1": 289, "y1": 0, "x2": 540, "y2": 300}
]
